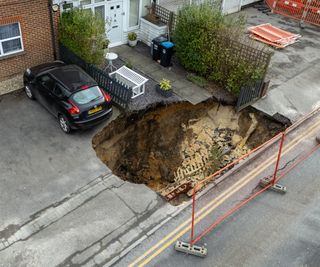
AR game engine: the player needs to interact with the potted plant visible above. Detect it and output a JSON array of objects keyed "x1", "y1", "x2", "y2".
[
  {"x1": 156, "y1": 78, "x2": 173, "y2": 97},
  {"x1": 128, "y1": 32, "x2": 138, "y2": 47}
]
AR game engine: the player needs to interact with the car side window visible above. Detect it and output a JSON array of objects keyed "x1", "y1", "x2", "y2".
[
  {"x1": 53, "y1": 84, "x2": 64, "y2": 98},
  {"x1": 38, "y1": 75, "x2": 55, "y2": 92}
]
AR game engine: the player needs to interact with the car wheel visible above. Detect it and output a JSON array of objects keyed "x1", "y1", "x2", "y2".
[
  {"x1": 24, "y1": 84, "x2": 35, "y2": 100},
  {"x1": 58, "y1": 114, "x2": 71, "y2": 134}
]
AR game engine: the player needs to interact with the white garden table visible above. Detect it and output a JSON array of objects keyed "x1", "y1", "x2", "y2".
[{"x1": 109, "y1": 66, "x2": 148, "y2": 98}]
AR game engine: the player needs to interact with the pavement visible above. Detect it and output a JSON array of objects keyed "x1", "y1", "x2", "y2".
[
  {"x1": 116, "y1": 104, "x2": 320, "y2": 267},
  {"x1": 112, "y1": 44, "x2": 212, "y2": 105},
  {"x1": 242, "y1": 7, "x2": 320, "y2": 122},
  {"x1": 0, "y1": 91, "x2": 183, "y2": 266}
]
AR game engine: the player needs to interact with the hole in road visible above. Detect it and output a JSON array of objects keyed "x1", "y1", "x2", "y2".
[{"x1": 92, "y1": 101, "x2": 284, "y2": 203}]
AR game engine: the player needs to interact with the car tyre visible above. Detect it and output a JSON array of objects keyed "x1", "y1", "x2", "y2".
[
  {"x1": 58, "y1": 114, "x2": 71, "y2": 134},
  {"x1": 24, "y1": 84, "x2": 35, "y2": 100}
]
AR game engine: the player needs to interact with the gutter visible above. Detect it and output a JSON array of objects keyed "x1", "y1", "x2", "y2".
[{"x1": 48, "y1": 0, "x2": 57, "y2": 60}]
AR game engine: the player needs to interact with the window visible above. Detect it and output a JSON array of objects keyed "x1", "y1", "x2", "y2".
[
  {"x1": 38, "y1": 75, "x2": 56, "y2": 91},
  {"x1": 0, "y1": 22, "x2": 23, "y2": 57},
  {"x1": 129, "y1": 0, "x2": 140, "y2": 27},
  {"x1": 129, "y1": 0, "x2": 151, "y2": 28},
  {"x1": 53, "y1": 84, "x2": 64, "y2": 98},
  {"x1": 141, "y1": 0, "x2": 150, "y2": 17},
  {"x1": 71, "y1": 86, "x2": 102, "y2": 105},
  {"x1": 80, "y1": 0, "x2": 91, "y2": 5}
]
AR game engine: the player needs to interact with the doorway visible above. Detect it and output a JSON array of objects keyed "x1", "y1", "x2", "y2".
[{"x1": 82, "y1": 0, "x2": 124, "y2": 46}]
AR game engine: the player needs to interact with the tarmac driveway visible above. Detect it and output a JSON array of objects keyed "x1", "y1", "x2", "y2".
[{"x1": 0, "y1": 90, "x2": 117, "y2": 229}]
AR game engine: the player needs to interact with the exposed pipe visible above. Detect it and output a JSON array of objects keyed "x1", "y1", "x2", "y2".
[{"x1": 48, "y1": 0, "x2": 57, "y2": 60}]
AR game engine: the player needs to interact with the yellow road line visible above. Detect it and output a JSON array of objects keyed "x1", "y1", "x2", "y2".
[
  {"x1": 130, "y1": 120, "x2": 320, "y2": 267},
  {"x1": 138, "y1": 165, "x2": 270, "y2": 267}
]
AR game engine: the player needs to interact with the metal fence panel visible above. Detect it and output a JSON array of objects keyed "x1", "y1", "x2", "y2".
[
  {"x1": 237, "y1": 80, "x2": 264, "y2": 111},
  {"x1": 266, "y1": 0, "x2": 320, "y2": 27},
  {"x1": 59, "y1": 44, "x2": 132, "y2": 109}
]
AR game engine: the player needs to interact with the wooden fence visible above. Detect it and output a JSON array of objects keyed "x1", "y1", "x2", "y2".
[{"x1": 152, "y1": 3, "x2": 177, "y2": 33}]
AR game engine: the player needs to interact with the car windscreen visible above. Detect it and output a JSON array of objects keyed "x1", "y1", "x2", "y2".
[{"x1": 71, "y1": 86, "x2": 102, "y2": 105}]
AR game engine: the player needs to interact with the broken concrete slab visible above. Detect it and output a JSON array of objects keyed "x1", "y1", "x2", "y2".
[{"x1": 253, "y1": 60, "x2": 320, "y2": 122}]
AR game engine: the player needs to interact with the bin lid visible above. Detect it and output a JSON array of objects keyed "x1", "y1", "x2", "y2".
[
  {"x1": 153, "y1": 36, "x2": 167, "y2": 43},
  {"x1": 161, "y1": 41, "x2": 174, "y2": 49}
]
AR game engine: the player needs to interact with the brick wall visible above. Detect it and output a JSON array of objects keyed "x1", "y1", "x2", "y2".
[{"x1": 0, "y1": 0, "x2": 58, "y2": 82}]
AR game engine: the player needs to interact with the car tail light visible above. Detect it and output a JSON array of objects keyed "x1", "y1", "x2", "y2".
[
  {"x1": 67, "y1": 100, "x2": 80, "y2": 115},
  {"x1": 100, "y1": 88, "x2": 111, "y2": 103}
]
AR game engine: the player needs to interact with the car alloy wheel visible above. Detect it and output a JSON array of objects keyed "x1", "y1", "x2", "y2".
[
  {"x1": 25, "y1": 85, "x2": 34, "y2": 99},
  {"x1": 58, "y1": 115, "x2": 71, "y2": 134}
]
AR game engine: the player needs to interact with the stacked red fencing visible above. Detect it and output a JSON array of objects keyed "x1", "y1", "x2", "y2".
[
  {"x1": 248, "y1": 23, "x2": 301, "y2": 48},
  {"x1": 265, "y1": 0, "x2": 320, "y2": 27}
]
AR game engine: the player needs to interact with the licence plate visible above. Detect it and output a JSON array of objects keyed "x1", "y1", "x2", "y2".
[{"x1": 88, "y1": 106, "x2": 102, "y2": 115}]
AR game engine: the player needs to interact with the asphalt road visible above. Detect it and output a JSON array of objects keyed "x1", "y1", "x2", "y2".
[
  {"x1": 0, "y1": 90, "x2": 113, "y2": 228},
  {"x1": 117, "y1": 112, "x2": 320, "y2": 267},
  {"x1": 0, "y1": 91, "x2": 178, "y2": 266}
]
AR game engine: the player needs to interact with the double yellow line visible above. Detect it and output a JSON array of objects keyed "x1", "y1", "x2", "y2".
[{"x1": 129, "y1": 119, "x2": 320, "y2": 267}]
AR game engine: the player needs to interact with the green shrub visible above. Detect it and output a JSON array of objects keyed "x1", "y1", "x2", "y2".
[
  {"x1": 173, "y1": 3, "x2": 225, "y2": 76},
  {"x1": 186, "y1": 73, "x2": 208, "y2": 88},
  {"x1": 173, "y1": 3, "x2": 267, "y2": 95},
  {"x1": 59, "y1": 8, "x2": 107, "y2": 66}
]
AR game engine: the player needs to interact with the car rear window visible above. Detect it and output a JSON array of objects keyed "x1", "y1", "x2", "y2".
[{"x1": 71, "y1": 86, "x2": 102, "y2": 105}]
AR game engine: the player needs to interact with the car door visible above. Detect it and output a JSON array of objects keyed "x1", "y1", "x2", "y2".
[
  {"x1": 36, "y1": 74, "x2": 56, "y2": 114},
  {"x1": 50, "y1": 83, "x2": 67, "y2": 117}
]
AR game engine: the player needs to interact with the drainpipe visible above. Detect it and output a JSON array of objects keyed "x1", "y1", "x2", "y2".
[{"x1": 48, "y1": 0, "x2": 57, "y2": 60}]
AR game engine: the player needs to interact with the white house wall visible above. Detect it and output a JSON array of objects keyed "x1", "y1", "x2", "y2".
[
  {"x1": 222, "y1": 0, "x2": 260, "y2": 14},
  {"x1": 57, "y1": 0, "x2": 150, "y2": 47}
]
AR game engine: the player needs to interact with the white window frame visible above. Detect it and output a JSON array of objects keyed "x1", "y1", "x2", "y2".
[
  {"x1": 0, "y1": 22, "x2": 24, "y2": 58},
  {"x1": 128, "y1": 0, "x2": 151, "y2": 31}
]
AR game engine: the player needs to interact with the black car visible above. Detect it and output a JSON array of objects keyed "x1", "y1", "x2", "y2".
[{"x1": 23, "y1": 61, "x2": 112, "y2": 133}]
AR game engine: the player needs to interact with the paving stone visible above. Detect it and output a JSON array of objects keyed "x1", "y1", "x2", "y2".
[
  {"x1": 81, "y1": 259, "x2": 96, "y2": 267},
  {"x1": 102, "y1": 175, "x2": 124, "y2": 188},
  {"x1": 72, "y1": 243, "x2": 101, "y2": 265},
  {"x1": 93, "y1": 241, "x2": 122, "y2": 265},
  {"x1": 112, "y1": 44, "x2": 213, "y2": 106},
  {"x1": 139, "y1": 203, "x2": 178, "y2": 231},
  {"x1": 100, "y1": 216, "x2": 137, "y2": 247},
  {"x1": 7, "y1": 235, "x2": 17, "y2": 244},
  {"x1": 0, "y1": 242, "x2": 6, "y2": 250},
  {"x1": 119, "y1": 227, "x2": 142, "y2": 245},
  {"x1": 112, "y1": 182, "x2": 159, "y2": 214}
]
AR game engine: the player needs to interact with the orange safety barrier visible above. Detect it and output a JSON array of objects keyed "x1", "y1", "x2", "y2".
[
  {"x1": 266, "y1": 0, "x2": 320, "y2": 27},
  {"x1": 248, "y1": 23, "x2": 301, "y2": 48},
  {"x1": 189, "y1": 106, "x2": 320, "y2": 246}
]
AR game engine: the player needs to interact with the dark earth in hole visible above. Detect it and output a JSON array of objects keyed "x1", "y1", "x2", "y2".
[{"x1": 92, "y1": 100, "x2": 284, "y2": 196}]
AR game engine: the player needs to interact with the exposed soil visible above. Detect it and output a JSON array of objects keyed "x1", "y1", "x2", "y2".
[{"x1": 93, "y1": 100, "x2": 284, "y2": 200}]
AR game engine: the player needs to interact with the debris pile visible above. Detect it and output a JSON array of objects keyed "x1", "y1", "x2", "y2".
[{"x1": 248, "y1": 23, "x2": 301, "y2": 48}]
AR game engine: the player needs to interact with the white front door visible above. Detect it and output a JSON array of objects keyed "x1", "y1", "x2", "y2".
[
  {"x1": 79, "y1": 0, "x2": 124, "y2": 46},
  {"x1": 107, "y1": 1, "x2": 124, "y2": 46}
]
